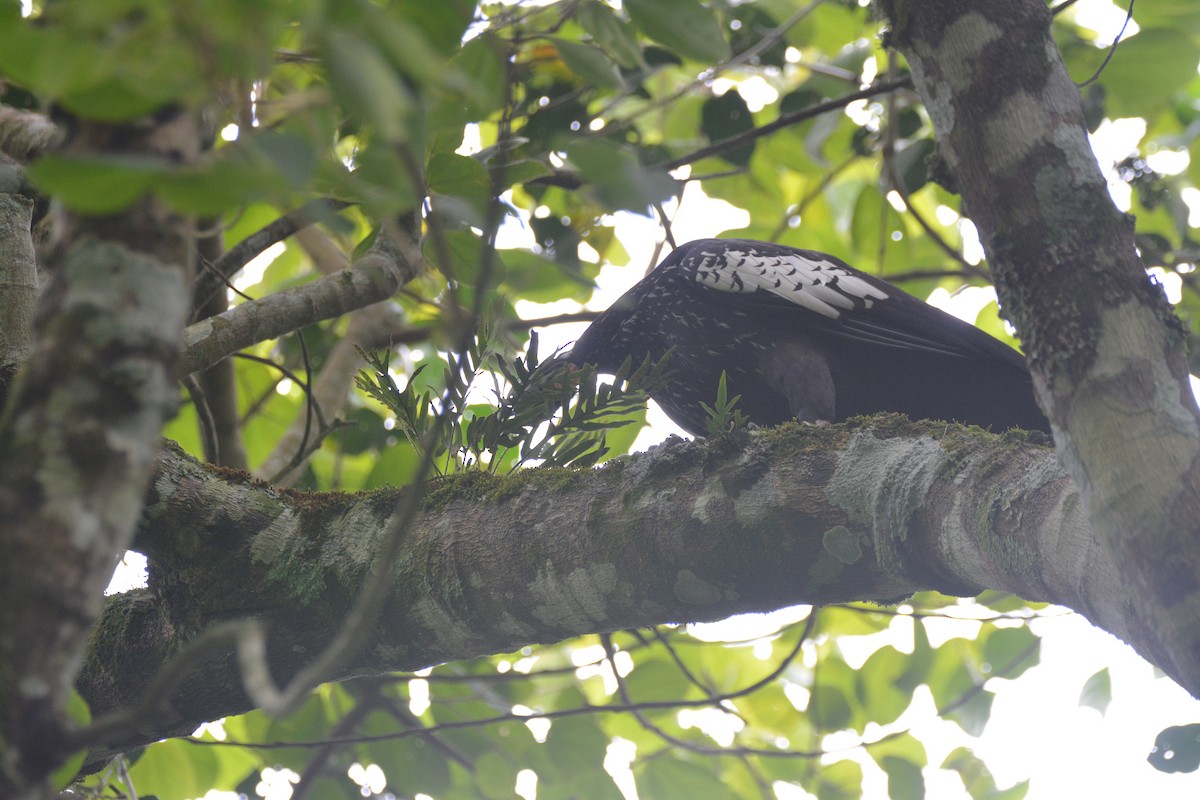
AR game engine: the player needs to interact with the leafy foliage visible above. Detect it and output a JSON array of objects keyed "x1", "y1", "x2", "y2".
[
  {"x1": 699, "y1": 370, "x2": 751, "y2": 436},
  {"x1": 355, "y1": 333, "x2": 670, "y2": 473},
  {"x1": 7, "y1": 0, "x2": 1199, "y2": 797}
]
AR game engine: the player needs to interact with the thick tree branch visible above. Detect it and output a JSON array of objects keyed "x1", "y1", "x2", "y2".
[
  {"x1": 0, "y1": 110, "x2": 198, "y2": 794},
  {"x1": 75, "y1": 419, "x2": 1146, "y2": 762},
  {"x1": 882, "y1": 0, "x2": 1200, "y2": 692}
]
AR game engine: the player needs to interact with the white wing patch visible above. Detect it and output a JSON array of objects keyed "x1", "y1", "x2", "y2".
[{"x1": 690, "y1": 246, "x2": 888, "y2": 319}]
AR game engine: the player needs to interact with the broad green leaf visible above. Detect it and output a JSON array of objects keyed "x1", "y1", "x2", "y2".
[
  {"x1": 326, "y1": 32, "x2": 414, "y2": 143},
  {"x1": 540, "y1": 715, "x2": 613, "y2": 784},
  {"x1": 500, "y1": 248, "x2": 596, "y2": 304},
  {"x1": 856, "y1": 645, "x2": 912, "y2": 725},
  {"x1": 623, "y1": 657, "x2": 687, "y2": 704},
  {"x1": 427, "y1": 152, "x2": 493, "y2": 216},
  {"x1": 1099, "y1": 28, "x2": 1200, "y2": 117},
  {"x1": 624, "y1": 0, "x2": 731, "y2": 63},
  {"x1": 813, "y1": 757, "x2": 864, "y2": 800},
  {"x1": 636, "y1": 758, "x2": 739, "y2": 799},
  {"x1": 552, "y1": 38, "x2": 624, "y2": 90},
  {"x1": 578, "y1": 2, "x2": 644, "y2": 68},
  {"x1": 566, "y1": 139, "x2": 678, "y2": 213},
  {"x1": 1078, "y1": 667, "x2": 1112, "y2": 715},
  {"x1": 445, "y1": 34, "x2": 509, "y2": 119},
  {"x1": 253, "y1": 133, "x2": 319, "y2": 191},
  {"x1": 893, "y1": 138, "x2": 935, "y2": 194},
  {"x1": 476, "y1": 751, "x2": 518, "y2": 799},
  {"x1": 810, "y1": 683, "x2": 853, "y2": 731},
  {"x1": 946, "y1": 689, "x2": 995, "y2": 738},
  {"x1": 880, "y1": 756, "x2": 925, "y2": 800},
  {"x1": 981, "y1": 626, "x2": 1039, "y2": 680},
  {"x1": 701, "y1": 91, "x2": 756, "y2": 166},
  {"x1": 28, "y1": 155, "x2": 161, "y2": 214},
  {"x1": 394, "y1": 0, "x2": 474, "y2": 54},
  {"x1": 126, "y1": 739, "x2": 219, "y2": 800},
  {"x1": 942, "y1": 746, "x2": 1028, "y2": 800}
]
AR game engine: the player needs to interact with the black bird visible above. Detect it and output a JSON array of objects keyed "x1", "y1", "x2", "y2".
[{"x1": 553, "y1": 238, "x2": 1049, "y2": 436}]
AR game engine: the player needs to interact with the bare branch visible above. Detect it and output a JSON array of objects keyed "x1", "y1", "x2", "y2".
[{"x1": 178, "y1": 218, "x2": 428, "y2": 376}]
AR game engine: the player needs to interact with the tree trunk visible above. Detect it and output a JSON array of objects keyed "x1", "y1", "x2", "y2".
[{"x1": 880, "y1": 0, "x2": 1200, "y2": 692}]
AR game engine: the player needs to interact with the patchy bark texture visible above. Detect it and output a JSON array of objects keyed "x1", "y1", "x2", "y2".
[
  {"x1": 881, "y1": 0, "x2": 1200, "y2": 691},
  {"x1": 0, "y1": 238, "x2": 189, "y2": 785},
  {"x1": 0, "y1": 111, "x2": 197, "y2": 795},
  {"x1": 72, "y1": 419, "x2": 1148, "y2": 763}
]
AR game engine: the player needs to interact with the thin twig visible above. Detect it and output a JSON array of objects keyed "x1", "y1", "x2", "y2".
[
  {"x1": 881, "y1": 53, "x2": 972, "y2": 270},
  {"x1": 660, "y1": 78, "x2": 912, "y2": 173},
  {"x1": 196, "y1": 612, "x2": 822, "y2": 753},
  {"x1": 528, "y1": 78, "x2": 912, "y2": 192},
  {"x1": 1076, "y1": 0, "x2": 1134, "y2": 89},
  {"x1": 181, "y1": 374, "x2": 220, "y2": 464},
  {"x1": 598, "y1": 0, "x2": 827, "y2": 133},
  {"x1": 191, "y1": 199, "x2": 351, "y2": 315}
]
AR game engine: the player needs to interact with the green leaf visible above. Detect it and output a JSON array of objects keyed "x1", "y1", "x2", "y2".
[
  {"x1": 811, "y1": 683, "x2": 853, "y2": 731},
  {"x1": 1098, "y1": 28, "x2": 1200, "y2": 117},
  {"x1": 636, "y1": 759, "x2": 739, "y2": 799},
  {"x1": 893, "y1": 138, "x2": 935, "y2": 194},
  {"x1": 624, "y1": 0, "x2": 731, "y2": 63},
  {"x1": 578, "y1": 2, "x2": 644, "y2": 68},
  {"x1": 325, "y1": 32, "x2": 414, "y2": 143},
  {"x1": 1149, "y1": 723, "x2": 1200, "y2": 773},
  {"x1": 59, "y1": 77, "x2": 184, "y2": 122},
  {"x1": 444, "y1": 34, "x2": 509, "y2": 119},
  {"x1": 253, "y1": 133, "x2": 319, "y2": 191},
  {"x1": 1078, "y1": 667, "x2": 1112, "y2": 715},
  {"x1": 552, "y1": 38, "x2": 624, "y2": 89},
  {"x1": 813, "y1": 757, "x2": 864, "y2": 800},
  {"x1": 360, "y1": 5, "x2": 464, "y2": 90},
  {"x1": 540, "y1": 716, "x2": 613, "y2": 784},
  {"x1": 701, "y1": 91, "x2": 756, "y2": 167},
  {"x1": 880, "y1": 756, "x2": 925, "y2": 800},
  {"x1": 623, "y1": 658, "x2": 685, "y2": 704},
  {"x1": 856, "y1": 645, "x2": 912, "y2": 726},
  {"x1": 51, "y1": 690, "x2": 92, "y2": 790},
  {"x1": 566, "y1": 139, "x2": 678, "y2": 213},
  {"x1": 126, "y1": 739, "x2": 219, "y2": 800},
  {"x1": 981, "y1": 626, "x2": 1039, "y2": 680},
  {"x1": 427, "y1": 152, "x2": 493, "y2": 216},
  {"x1": 500, "y1": 248, "x2": 596, "y2": 303},
  {"x1": 28, "y1": 154, "x2": 162, "y2": 214},
  {"x1": 942, "y1": 747, "x2": 1028, "y2": 800},
  {"x1": 946, "y1": 688, "x2": 994, "y2": 738},
  {"x1": 475, "y1": 751, "x2": 518, "y2": 799},
  {"x1": 394, "y1": 0, "x2": 473, "y2": 54},
  {"x1": 155, "y1": 139, "x2": 302, "y2": 215}
]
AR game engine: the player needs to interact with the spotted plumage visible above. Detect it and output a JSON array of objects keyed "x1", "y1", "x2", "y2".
[{"x1": 552, "y1": 238, "x2": 1049, "y2": 436}]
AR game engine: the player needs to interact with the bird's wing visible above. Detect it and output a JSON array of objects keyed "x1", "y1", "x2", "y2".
[{"x1": 672, "y1": 239, "x2": 1027, "y2": 367}]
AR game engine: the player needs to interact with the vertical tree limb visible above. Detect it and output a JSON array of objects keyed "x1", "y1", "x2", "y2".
[{"x1": 880, "y1": 0, "x2": 1200, "y2": 692}]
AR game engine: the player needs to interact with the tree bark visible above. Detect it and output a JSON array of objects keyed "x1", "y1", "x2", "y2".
[
  {"x1": 73, "y1": 420, "x2": 1147, "y2": 763},
  {"x1": 0, "y1": 111, "x2": 196, "y2": 795},
  {"x1": 880, "y1": 0, "x2": 1200, "y2": 690}
]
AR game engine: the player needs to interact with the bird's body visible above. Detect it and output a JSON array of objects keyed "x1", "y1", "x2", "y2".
[{"x1": 559, "y1": 238, "x2": 1049, "y2": 435}]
